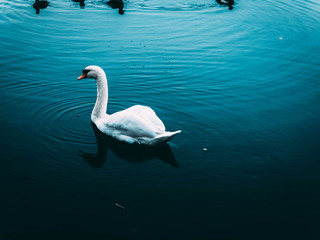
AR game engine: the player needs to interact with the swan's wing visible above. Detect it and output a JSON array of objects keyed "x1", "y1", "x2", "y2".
[
  {"x1": 104, "y1": 109, "x2": 158, "y2": 138},
  {"x1": 125, "y1": 105, "x2": 165, "y2": 132}
]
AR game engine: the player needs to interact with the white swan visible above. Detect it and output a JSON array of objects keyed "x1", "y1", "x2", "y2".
[{"x1": 78, "y1": 65, "x2": 181, "y2": 146}]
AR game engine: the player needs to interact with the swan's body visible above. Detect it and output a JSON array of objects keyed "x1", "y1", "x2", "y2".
[{"x1": 78, "y1": 65, "x2": 181, "y2": 146}]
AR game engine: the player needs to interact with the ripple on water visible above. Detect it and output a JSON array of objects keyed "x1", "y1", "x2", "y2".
[
  {"x1": 34, "y1": 98, "x2": 94, "y2": 143},
  {"x1": 0, "y1": 0, "x2": 34, "y2": 24},
  {"x1": 2, "y1": 79, "x2": 95, "y2": 145},
  {"x1": 128, "y1": 0, "x2": 216, "y2": 11}
]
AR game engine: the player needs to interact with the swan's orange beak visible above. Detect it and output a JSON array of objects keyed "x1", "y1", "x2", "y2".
[{"x1": 77, "y1": 73, "x2": 87, "y2": 80}]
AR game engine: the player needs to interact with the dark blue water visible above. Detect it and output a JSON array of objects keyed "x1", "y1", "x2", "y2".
[{"x1": 1, "y1": 0, "x2": 320, "y2": 239}]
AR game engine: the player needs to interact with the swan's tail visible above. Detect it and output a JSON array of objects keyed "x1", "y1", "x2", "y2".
[{"x1": 149, "y1": 130, "x2": 181, "y2": 146}]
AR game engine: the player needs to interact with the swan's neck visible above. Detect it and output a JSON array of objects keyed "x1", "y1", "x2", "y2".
[{"x1": 91, "y1": 72, "x2": 108, "y2": 120}]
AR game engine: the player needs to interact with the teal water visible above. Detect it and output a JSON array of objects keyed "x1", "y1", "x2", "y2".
[{"x1": 0, "y1": 0, "x2": 320, "y2": 239}]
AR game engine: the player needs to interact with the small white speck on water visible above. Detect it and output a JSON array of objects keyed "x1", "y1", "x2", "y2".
[
  {"x1": 279, "y1": 36, "x2": 283, "y2": 40},
  {"x1": 203, "y1": 148, "x2": 207, "y2": 151}
]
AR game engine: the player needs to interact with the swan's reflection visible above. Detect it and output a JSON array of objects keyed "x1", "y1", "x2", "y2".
[
  {"x1": 33, "y1": 0, "x2": 49, "y2": 14},
  {"x1": 79, "y1": 122, "x2": 179, "y2": 168}
]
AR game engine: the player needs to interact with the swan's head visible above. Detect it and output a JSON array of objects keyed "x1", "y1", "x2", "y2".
[{"x1": 78, "y1": 65, "x2": 105, "y2": 80}]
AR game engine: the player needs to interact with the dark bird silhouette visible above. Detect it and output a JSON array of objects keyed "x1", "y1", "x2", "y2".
[
  {"x1": 33, "y1": 0, "x2": 49, "y2": 14},
  {"x1": 216, "y1": 0, "x2": 235, "y2": 10},
  {"x1": 72, "y1": 0, "x2": 85, "y2": 7},
  {"x1": 107, "y1": 0, "x2": 125, "y2": 15},
  {"x1": 79, "y1": 122, "x2": 179, "y2": 168}
]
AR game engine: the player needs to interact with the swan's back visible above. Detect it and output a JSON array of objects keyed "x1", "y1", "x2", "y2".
[{"x1": 122, "y1": 105, "x2": 165, "y2": 132}]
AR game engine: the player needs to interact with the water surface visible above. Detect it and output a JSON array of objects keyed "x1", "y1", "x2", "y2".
[{"x1": 1, "y1": 0, "x2": 320, "y2": 239}]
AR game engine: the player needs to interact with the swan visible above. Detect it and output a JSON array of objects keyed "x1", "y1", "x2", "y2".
[{"x1": 78, "y1": 65, "x2": 181, "y2": 146}]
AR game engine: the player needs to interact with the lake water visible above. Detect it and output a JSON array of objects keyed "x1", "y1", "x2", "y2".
[{"x1": 1, "y1": 0, "x2": 320, "y2": 239}]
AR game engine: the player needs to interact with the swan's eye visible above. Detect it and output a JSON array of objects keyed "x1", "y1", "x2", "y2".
[{"x1": 82, "y1": 70, "x2": 90, "y2": 74}]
